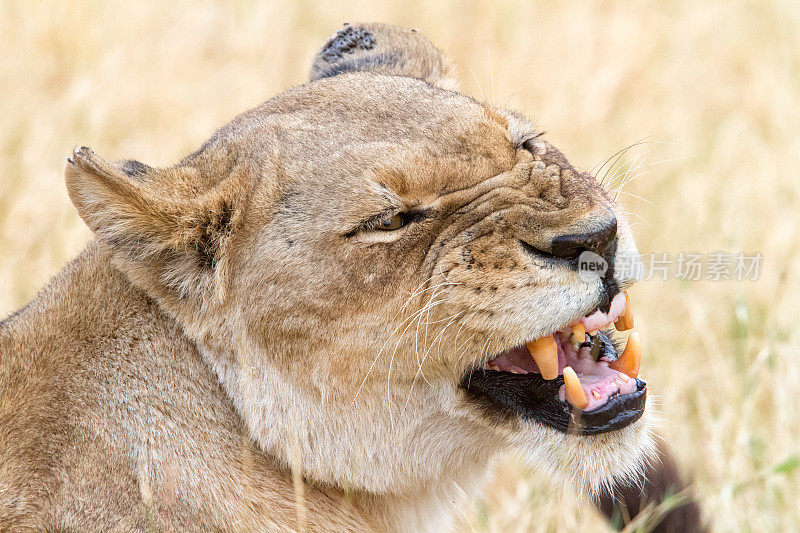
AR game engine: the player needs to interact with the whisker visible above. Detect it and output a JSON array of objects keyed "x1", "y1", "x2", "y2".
[
  {"x1": 403, "y1": 311, "x2": 463, "y2": 411},
  {"x1": 464, "y1": 55, "x2": 485, "y2": 102},
  {"x1": 612, "y1": 152, "x2": 651, "y2": 193},
  {"x1": 486, "y1": 46, "x2": 495, "y2": 105},
  {"x1": 607, "y1": 151, "x2": 649, "y2": 191},
  {"x1": 617, "y1": 190, "x2": 655, "y2": 206},
  {"x1": 351, "y1": 295, "x2": 450, "y2": 405},
  {"x1": 593, "y1": 138, "x2": 677, "y2": 184},
  {"x1": 593, "y1": 139, "x2": 653, "y2": 185},
  {"x1": 622, "y1": 210, "x2": 652, "y2": 228},
  {"x1": 415, "y1": 279, "x2": 451, "y2": 366},
  {"x1": 400, "y1": 277, "x2": 457, "y2": 313},
  {"x1": 386, "y1": 295, "x2": 451, "y2": 422},
  {"x1": 453, "y1": 312, "x2": 477, "y2": 352}
]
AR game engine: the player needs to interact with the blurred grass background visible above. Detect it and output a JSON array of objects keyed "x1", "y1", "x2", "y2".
[{"x1": 1, "y1": 1, "x2": 799, "y2": 531}]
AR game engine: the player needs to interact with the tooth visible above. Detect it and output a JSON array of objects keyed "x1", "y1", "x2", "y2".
[
  {"x1": 563, "y1": 366, "x2": 589, "y2": 409},
  {"x1": 571, "y1": 323, "x2": 586, "y2": 344},
  {"x1": 609, "y1": 332, "x2": 641, "y2": 378},
  {"x1": 526, "y1": 336, "x2": 559, "y2": 380},
  {"x1": 592, "y1": 390, "x2": 602, "y2": 400},
  {"x1": 614, "y1": 291, "x2": 635, "y2": 331}
]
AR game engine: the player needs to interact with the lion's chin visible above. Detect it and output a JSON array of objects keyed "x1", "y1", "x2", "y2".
[{"x1": 510, "y1": 413, "x2": 656, "y2": 496}]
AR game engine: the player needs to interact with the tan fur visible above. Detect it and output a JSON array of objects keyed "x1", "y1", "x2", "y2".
[{"x1": 0, "y1": 23, "x2": 652, "y2": 531}]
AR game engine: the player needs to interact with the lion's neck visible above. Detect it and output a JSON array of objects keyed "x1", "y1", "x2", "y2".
[{"x1": 197, "y1": 338, "x2": 498, "y2": 531}]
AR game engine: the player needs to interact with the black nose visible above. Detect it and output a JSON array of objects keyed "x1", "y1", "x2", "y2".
[{"x1": 550, "y1": 211, "x2": 618, "y2": 260}]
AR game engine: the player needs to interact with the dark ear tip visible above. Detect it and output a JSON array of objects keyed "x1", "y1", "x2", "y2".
[
  {"x1": 73, "y1": 145, "x2": 93, "y2": 161},
  {"x1": 68, "y1": 145, "x2": 120, "y2": 180},
  {"x1": 69, "y1": 146, "x2": 91, "y2": 170}
]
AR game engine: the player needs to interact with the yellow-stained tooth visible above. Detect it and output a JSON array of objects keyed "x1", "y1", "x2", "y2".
[
  {"x1": 526, "y1": 336, "x2": 559, "y2": 380},
  {"x1": 563, "y1": 366, "x2": 589, "y2": 409},
  {"x1": 615, "y1": 291, "x2": 635, "y2": 331},
  {"x1": 609, "y1": 332, "x2": 641, "y2": 378},
  {"x1": 571, "y1": 323, "x2": 586, "y2": 344}
]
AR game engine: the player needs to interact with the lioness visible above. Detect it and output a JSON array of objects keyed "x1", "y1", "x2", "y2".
[{"x1": 1, "y1": 23, "x2": 699, "y2": 531}]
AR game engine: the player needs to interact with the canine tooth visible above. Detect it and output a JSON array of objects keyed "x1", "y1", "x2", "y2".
[
  {"x1": 609, "y1": 291, "x2": 627, "y2": 322},
  {"x1": 609, "y1": 332, "x2": 641, "y2": 378},
  {"x1": 563, "y1": 367, "x2": 589, "y2": 409},
  {"x1": 571, "y1": 323, "x2": 586, "y2": 344},
  {"x1": 526, "y1": 336, "x2": 559, "y2": 380},
  {"x1": 614, "y1": 291, "x2": 635, "y2": 331}
]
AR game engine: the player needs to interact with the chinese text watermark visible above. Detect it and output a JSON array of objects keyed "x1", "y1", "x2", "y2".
[{"x1": 577, "y1": 251, "x2": 763, "y2": 282}]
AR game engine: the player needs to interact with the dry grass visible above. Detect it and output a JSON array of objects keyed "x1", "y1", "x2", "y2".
[{"x1": 2, "y1": 1, "x2": 799, "y2": 531}]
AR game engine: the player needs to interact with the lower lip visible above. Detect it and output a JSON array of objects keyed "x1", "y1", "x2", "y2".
[{"x1": 566, "y1": 379, "x2": 647, "y2": 435}]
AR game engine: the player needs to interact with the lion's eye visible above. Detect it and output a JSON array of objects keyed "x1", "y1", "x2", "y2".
[{"x1": 377, "y1": 213, "x2": 406, "y2": 231}]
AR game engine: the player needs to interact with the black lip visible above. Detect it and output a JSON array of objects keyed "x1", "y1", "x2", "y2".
[{"x1": 460, "y1": 370, "x2": 646, "y2": 435}]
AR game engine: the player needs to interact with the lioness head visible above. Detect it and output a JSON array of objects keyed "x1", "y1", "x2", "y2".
[{"x1": 65, "y1": 23, "x2": 652, "y2": 498}]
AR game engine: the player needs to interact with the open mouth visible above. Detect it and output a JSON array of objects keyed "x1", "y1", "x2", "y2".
[{"x1": 461, "y1": 291, "x2": 646, "y2": 435}]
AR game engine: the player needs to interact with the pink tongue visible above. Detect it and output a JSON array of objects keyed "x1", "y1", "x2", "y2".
[{"x1": 557, "y1": 340, "x2": 637, "y2": 411}]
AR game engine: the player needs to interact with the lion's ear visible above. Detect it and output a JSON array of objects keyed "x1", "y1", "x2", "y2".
[
  {"x1": 310, "y1": 23, "x2": 460, "y2": 91},
  {"x1": 65, "y1": 146, "x2": 245, "y2": 301}
]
